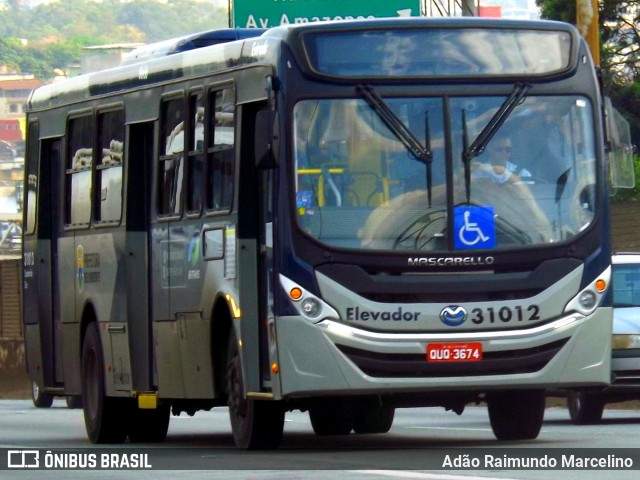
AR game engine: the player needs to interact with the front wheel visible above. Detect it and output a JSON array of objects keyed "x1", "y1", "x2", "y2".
[
  {"x1": 32, "y1": 381, "x2": 53, "y2": 408},
  {"x1": 487, "y1": 389, "x2": 545, "y2": 441},
  {"x1": 226, "y1": 330, "x2": 284, "y2": 449},
  {"x1": 568, "y1": 391, "x2": 605, "y2": 425},
  {"x1": 309, "y1": 399, "x2": 354, "y2": 436},
  {"x1": 352, "y1": 403, "x2": 395, "y2": 434},
  {"x1": 81, "y1": 323, "x2": 130, "y2": 443}
]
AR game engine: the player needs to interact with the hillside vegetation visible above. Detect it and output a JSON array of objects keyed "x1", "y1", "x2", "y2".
[{"x1": 0, "y1": 0, "x2": 228, "y2": 79}]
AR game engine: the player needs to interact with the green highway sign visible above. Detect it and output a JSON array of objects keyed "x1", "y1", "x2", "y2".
[{"x1": 232, "y1": 0, "x2": 422, "y2": 28}]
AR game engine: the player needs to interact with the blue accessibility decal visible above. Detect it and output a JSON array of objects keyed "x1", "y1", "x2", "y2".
[{"x1": 454, "y1": 206, "x2": 495, "y2": 250}]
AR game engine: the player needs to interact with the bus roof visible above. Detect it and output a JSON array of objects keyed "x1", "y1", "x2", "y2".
[
  {"x1": 120, "y1": 28, "x2": 267, "y2": 65},
  {"x1": 27, "y1": 18, "x2": 580, "y2": 111}
]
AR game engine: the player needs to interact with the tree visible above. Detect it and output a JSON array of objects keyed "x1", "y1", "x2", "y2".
[
  {"x1": 536, "y1": 0, "x2": 576, "y2": 22},
  {"x1": 600, "y1": 1, "x2": 640, "y2": 83},
  {"x1": 0, "y1": 0, "x2": 229, "y2": 79},
  {"x1": 537, "y1": 0, "x2": 640, "y2": 143},
  {"x1": 0, "y1": 38, "x2": 24, "y2": 72}
]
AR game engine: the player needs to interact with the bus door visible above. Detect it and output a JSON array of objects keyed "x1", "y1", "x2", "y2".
[
  {"x1": 236, "y1": 103, "x2": 276, "y2": 393},
  {"x1": 24, "y1": 137, "x2": 64, "y2": 389},
  {"x1": 125, "y1": 121, "x2": 154, "y2": 393}
]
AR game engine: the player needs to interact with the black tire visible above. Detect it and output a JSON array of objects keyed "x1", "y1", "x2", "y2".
[
  {"x1": 65, "y1": 396, "x2": 83, "y2": 409},
  {"x1": 309, "y1": 399, "x2": 354, "y2": 436},
  {"x1": 487, "y1": 389, "x2": 545, "y2": 441},
  {"x1": 31, "y1": 381, "x2": 53, "y2": 408},
  {"x1": 226, "y1": 330, "x2": 284, "y2": 449},
  {"x1": 568, "y1": 391, "x2": 605, "y2": 425},
  {"x1": 352, "y1": 404, "x2": 395, "y2": 434},
  {"x1": 81, "y1": 323, "x2": 130, "y2": 443},
  {"x1": 128, "y1": 403, "x2": 171, "y2": 443}
]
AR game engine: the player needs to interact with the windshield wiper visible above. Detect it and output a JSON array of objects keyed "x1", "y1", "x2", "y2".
[
  {"x1": 461, "y1": 82, "x2": 530, "y2": 204},
  {"x1": 357, "y1": 84, "x2": 433, "y2": 205}
]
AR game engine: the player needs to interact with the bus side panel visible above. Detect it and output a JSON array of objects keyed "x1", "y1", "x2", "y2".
[
  {"x1": 151, "y1": 224, "x2": 186, "y2": 398},
  {"x1": 168, "y1": 221, "x2": 215, "y2": 399},
  {"x1": 23, "y1": 238, "x2": 47, "y2": 388},
  {"x1": 57, "y1": 234, "x2": 79, "y2": 392}
]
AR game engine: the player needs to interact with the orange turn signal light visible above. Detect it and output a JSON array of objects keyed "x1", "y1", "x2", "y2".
[
  {"x1": 595, "y1": 279, "x2": 606, "y2": 292},
  {"x1": 290, "y1": 287, "x2": 303, "y2": 300}
]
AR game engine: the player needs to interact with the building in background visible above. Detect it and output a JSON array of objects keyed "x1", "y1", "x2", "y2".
[
  {"x1": 0, "y1": 77, "x2": 41, "y2": 120},
  {"x1": 78, "y1": 43, "x2": 144, "y2": 75},
  {"x1": 0, "y1": 77, "x2": 35, "y2": 248},
  {"x1": 426, "y1": 0, "x2": 539, "y2": 18}
]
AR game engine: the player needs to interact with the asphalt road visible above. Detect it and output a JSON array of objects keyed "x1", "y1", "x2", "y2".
[{"x1": 1, "y1": 399, "x2": 639, "y2": 479}]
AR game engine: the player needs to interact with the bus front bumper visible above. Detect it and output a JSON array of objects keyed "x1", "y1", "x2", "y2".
[{"x1": 275, "y1": 308, "x2": 612, "y2": 398}]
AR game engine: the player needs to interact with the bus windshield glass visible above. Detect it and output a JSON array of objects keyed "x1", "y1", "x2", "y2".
[
  {"x1": 293, "y1": 95, "x2": 596, "y2": 252},
  {"x1": 302, "y1": 28, "x2": 572, "y2": 78}
]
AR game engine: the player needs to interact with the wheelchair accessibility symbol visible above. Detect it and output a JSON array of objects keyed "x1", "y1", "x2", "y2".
[{"x1": 454, "y1": 206, "x2": 495, "y2": 250}]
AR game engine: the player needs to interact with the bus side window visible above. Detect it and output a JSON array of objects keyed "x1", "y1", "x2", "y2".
[
  {"x1": 25, "y1": 120, "x2": 39, "y2": 235},
  {"x1": 66, "y1": 115, "x2": 93, "y2": 226},
  {"x1": 158, "y1": 97, "x2": 185, "y2": 215},
  {"x1": 206, "y1": 87, "x2": 235, "y2": 212},
  {"x1": 186, "y1": 92, "x2": 205, "y2": 213},
  {"x1": 95, "y1": 109, "x2": 124, "y2": 223}
]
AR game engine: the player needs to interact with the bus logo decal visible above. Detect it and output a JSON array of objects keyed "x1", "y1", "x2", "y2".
[
  {"x1": 251, "y1": 41, "x2": 269, "y2": 57},
  {"x1": 440, "y1": 306, "x2": 467, "y2": 326},
  {"x1": 138, "y1": 65, "x2": 149, "y2": 80},
  {"x1": 187, "y1": 235, "x2": 200, "y2": 266},
  {"x1": 76, "y1": 244, "x2": 84, "y2": 293}
]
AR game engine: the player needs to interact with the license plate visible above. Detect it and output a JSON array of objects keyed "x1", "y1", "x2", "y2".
[{"x1": 426, "y1": 342, "x2": 483, "y2": 362}]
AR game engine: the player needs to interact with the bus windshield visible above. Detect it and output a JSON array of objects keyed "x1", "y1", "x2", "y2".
[{"x1": 293, "y1": 94, "x2": 596, "y2": 251}]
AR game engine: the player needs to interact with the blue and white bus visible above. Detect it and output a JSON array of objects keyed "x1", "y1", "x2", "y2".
[{"x1": 22, "y1": 18, "x2": 632, "y2": 449}]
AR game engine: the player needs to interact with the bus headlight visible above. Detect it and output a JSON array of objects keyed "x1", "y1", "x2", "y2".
[
  {"x1": 279, "y1": 274, "x2": 339, "y2": 323},
  {"x1": 564, "y1": 266, "x2": 610, "y2": 316},
  {"x1": 301, "y1": 298, "x2": 322, "y2": 318},
  {"x1": 578, "y1": 291, "x2": 597, "y2": 310},
  {"x1": 612, "y1": 334, "x2": 640, "y2": 349}
]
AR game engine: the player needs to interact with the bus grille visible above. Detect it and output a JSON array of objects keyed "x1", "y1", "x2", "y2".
[{"x1": 335, "y1": 338, "x2": 569, "y2": 378}]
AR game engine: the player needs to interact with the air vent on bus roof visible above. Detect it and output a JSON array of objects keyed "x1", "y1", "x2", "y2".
[{"x1": 120, "y1": 28, "x2": 267, "y2": 65}]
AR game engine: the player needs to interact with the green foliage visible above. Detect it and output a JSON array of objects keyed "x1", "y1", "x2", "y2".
[
  {"x1": 0, "y1": 0, "x2": 229, "y2": 79},
  {"x1": 535, "y1": 0, "x2": 575, "y2": 23},
  {"x1": 537, "y1": 0, "x2": 640, "y2": 147}
]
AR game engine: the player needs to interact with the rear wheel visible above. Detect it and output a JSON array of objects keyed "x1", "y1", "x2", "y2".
[
  {"x1": 309, "y1": 399, "x2": 354, "y2": 436},
  {"x1": 226, "y1": 330, "x2": 284, "y2": 449},
  {"x1": 31, "y1": 381, "x2": 53, "y2": 408},
  {"x1": 128, "y1": 403, "x2": 171, "y2": 443},
  {"x1": 487, "y1": 389, "x2": 545, "y2": 441},
  {"x1": 81, "y1": 323, "x2": 130, "y2": 443},
  {"x1": 568, "y1": 391, "x2": 605, "y2": 425}
]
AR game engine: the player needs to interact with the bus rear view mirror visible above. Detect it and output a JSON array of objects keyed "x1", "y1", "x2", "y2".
[
  {"x1": 604, "y1": 97, "x2": 635, "y2": 190},
  {"x1": 255, "y1": 109, "x2": 279, "y2": 169}
]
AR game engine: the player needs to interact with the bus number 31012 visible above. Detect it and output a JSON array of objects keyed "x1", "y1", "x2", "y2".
[{"x1": 470, "y1": 305, "x2": 540, "y2": 324}]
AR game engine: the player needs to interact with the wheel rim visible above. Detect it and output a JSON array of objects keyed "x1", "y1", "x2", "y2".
[{"x1": 32, "y1": 381, "x2": 39, "y2": 400}]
